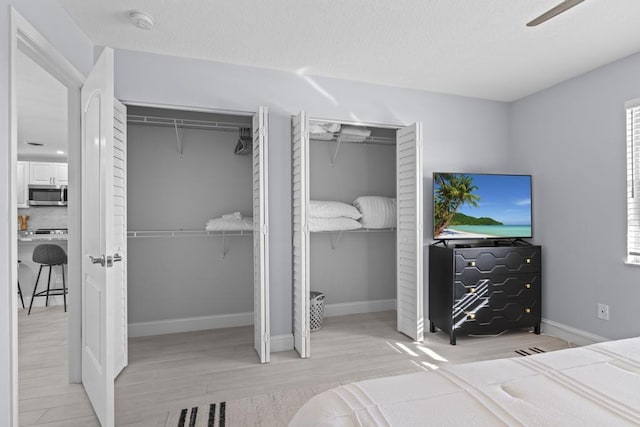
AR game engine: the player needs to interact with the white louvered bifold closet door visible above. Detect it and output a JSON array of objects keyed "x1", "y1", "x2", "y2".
[
  {"x1": 253, "y1": 106, "x2": 270, "y2": 363},
  {"x1": 113, "y1": 99, "x2": 128, "y2": 377},
  {"x1": 396, "y1": 123, "x2": 424, "y2": 342},
  {"x1": 627, "y1": 99, "x2": 640, "y2": 264},
  {"x1": 292, "y1": 111, "x2": 310, "y2": 358}
]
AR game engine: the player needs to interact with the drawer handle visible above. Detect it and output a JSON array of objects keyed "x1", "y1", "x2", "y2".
[
  {"x1": 525, "y1": 258, "x2": 532, "y2": 264},
  {"x1": 524, "y1": 308, "x2": 531, "y2": 314},
  {"x1": 468, "y1": 261, "x2": 476, "y2": 267},
  {"x1": 524, "y1": 283, "x2": 532, "y2": 289}
]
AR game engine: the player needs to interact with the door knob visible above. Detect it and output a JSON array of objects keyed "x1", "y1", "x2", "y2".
[
  {"x1": 106, "y1": 253, "x2": 123, "y2": 267},
  {"x1": 89, "y1": 255, "x2": 105, "y2": 266}
]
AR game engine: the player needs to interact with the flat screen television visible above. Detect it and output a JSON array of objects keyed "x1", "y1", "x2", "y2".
[{"x1": 433, "y1": 173, "x2": 532, "y2": 240}]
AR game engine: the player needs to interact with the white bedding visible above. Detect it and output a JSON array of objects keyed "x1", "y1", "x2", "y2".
[
  {"x1": 353, "y1": 196, "x2": 396, "y2": 229},
  {"x1": 309, "y1": 217, "x2": 362, "y2": 232},
  {"x1": 205, "y1": 217, "x2": 253, "y2": 231},
  {"x1": 290, "y1": 337, "x2": 640, "y2": 426},
  {"x1": 310, "y1": 200, "x2": 362, "y2": 220}
]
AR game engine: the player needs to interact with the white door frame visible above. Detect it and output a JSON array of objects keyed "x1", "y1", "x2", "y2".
[
  {"x1": 293, "y1": 113, "x2": 425, "y2": 357},
  {"x1": 9, "y1": 8, "x2": 85, "y2": 425},
  {"x1": 120, "y1": 100, "x2": 270, "y2": 361}
]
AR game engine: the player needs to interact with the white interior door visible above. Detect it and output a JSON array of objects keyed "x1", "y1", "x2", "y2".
[
  {"x1": 292, "y1": 111, "x2": 310, "y2": 358},
  {"x1": 253, "y1": 106, "x2": 270, "y2": 363},
  {"x1": 81, "y1": 47, "x2": 118, "y2": 427},
  {"x1": 113, "y1": 99, "x2": 128, "y2": 376},
  {"x1": 396, "y1": 123, "x2": 424, "y2": 342}
]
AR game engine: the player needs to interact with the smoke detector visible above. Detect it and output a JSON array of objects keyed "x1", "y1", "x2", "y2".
[{"x1": 129, "y1": 10, "x2": 155, "y2": 30}]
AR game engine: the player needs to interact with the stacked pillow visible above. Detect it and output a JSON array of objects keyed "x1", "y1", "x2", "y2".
[
  {"x1": 308, "y1": 200, "x2": 362, "y2": 232},
  {"x1": 353, "y1": 196, "x2": 397, "y2": 229}
]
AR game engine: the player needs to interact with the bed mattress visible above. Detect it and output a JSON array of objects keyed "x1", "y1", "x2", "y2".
[{"x1": 289, "y1": 337, "x2": 640, "y2": 426}]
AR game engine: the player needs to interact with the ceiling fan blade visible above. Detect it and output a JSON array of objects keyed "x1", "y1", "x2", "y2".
[{"x1": 527, "y1": 0, "x2": 586, "y2": 27}]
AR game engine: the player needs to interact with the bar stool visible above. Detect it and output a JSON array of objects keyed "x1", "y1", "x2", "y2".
[
  {"x1": 28, "y1": 244, "x2": 68, "y2": 315},
  {"x1": 17, "y1": 260, "x2": 25, "y2": 309}
]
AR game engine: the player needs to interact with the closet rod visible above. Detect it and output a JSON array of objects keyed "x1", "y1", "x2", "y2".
[
  {"x1": 310, "y1": 135, "x2": 396, "y2": 146},
  {"x1": 127, "y1": 114, "x2": 250, "y2": 132},
  {"x1": 127, "y1": 229, "x2": 253, "y2": 238}
]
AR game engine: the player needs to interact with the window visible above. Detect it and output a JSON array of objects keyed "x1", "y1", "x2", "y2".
[{"x1": 626, "y1": 99, "x2": 640, "y2": 264}]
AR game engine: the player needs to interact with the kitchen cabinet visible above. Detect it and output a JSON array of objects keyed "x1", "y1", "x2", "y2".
[
  {"x1": 16, "y1": 161, "x2": 29, "y2": 208},
  {"x1": 29, "y1": 162, "x2": 68, "y2": 185}
]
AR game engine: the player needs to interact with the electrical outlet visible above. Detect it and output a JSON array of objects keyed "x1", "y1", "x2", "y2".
[{"x1": 597, "y1": 303, "x2": 610, "y2": 320}]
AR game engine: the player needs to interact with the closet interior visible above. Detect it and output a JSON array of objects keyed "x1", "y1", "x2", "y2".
[
  {"x1": 292, "y1": 112, "x2": 423, "y2": 358},
  {"x1": 126, "y1": 105, "x2": 270, "y2": 363}
]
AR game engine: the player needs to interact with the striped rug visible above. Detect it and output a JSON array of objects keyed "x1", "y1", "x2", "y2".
[
  {"x1": 166, "y1": 402, "x2": 226, "y2": 427},
  {"x1": 164, "y1": 382, "x2": 337, "y2": 427},
  {"x1": 515, "y1": 346, "x2": 546, "y2": 357}
]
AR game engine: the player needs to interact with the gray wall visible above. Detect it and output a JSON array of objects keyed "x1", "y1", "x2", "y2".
[
  {"x1": 127, "y1": 123, "x2": 254, "y2": 323},
  {"x1": 309, "y1": 139, "x2": 396, "y2": 305},
  {"x1": 114, "y1": 48, "x2": 511, "y2": 336},
  {"x1": 509, "y1": 51, "x2": 640, "y2": 340},
  {"x1": 0, "y1": 2, "x2": 94, "y2": 424}
]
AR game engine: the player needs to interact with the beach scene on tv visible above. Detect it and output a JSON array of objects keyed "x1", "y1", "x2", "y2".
[{"x1": 433, "y1": 173, "x2": 532, "y2": 240}]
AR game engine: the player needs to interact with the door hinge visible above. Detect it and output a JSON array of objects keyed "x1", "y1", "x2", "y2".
[{"x1": 263, "y1": 332, "x2": 270, "y2": 343}]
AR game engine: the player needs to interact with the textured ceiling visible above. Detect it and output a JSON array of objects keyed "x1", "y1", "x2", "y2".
[{"x1": 58, "y1": 0, "x2": 640, "y2": 101}]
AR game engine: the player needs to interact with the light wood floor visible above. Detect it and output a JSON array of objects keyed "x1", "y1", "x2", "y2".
[{"x1": 19, "y1": 307, "x2": 574, "y2": 426}]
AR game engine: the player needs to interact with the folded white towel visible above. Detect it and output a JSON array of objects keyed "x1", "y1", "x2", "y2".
[
  {"x1": 205, "y1": 217, "x2": 253, "y2": 231},
  {"x1": 310, "y1": 122, "x2": 341, "y2": 133},
  {"x1": 339, "y1": 126, "x2": 371, "y2": 137},
  {"x1": 337, "y1": 134, "x2": 367, "y2": 143},
  {"x1": 221, "y1": 212, "x2": 243, "y2": 221},
  {"x1": 309, "y1": 132, "x2": 335, "y2": 141}
]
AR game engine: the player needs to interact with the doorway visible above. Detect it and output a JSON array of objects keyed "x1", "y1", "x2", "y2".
[{"x1": 10, "y1": 9, "x2": 85, "y2": 425}]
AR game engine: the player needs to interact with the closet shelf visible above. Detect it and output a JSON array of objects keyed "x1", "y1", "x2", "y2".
[
  {"x1": 127, "y1": 229, "x2": 253, "y2": 258},
  {"x1": 127, "y1": 229, "x2": 253, "y2": 238},
  {"x1": 311, "y1": 227, "x2": 396, "y2": 234},
  {"x1": 127, "y1": 114, "x2": 249, "y2": 132}
]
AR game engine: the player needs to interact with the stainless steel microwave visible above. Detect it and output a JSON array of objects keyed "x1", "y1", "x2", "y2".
[{"x1": 28, "y1": 185, "x2": 67, "y2": 206}]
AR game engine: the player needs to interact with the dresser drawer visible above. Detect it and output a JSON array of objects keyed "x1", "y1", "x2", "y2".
[
  {"x1": 454, "y1": 275, "x2": 540, "y2": 300},
  {"x1": 455, "y1": 246, "x2": 541, "y2": 276},
  {"x1": 455, "y1": 299, "x2": 540, "y2": 333}
]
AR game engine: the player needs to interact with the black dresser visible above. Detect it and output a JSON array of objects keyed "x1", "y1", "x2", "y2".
[{"x1": 428, "y1": 245, "x2": 541, "y2": 345}]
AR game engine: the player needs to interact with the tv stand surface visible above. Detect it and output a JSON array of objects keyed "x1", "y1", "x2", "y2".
[
  {"x1": 494, "y1": 238, "x2": 532, "y2": 246},
  {"x1": 428, "y1": 244, "x2": 542, "y2": 345}
]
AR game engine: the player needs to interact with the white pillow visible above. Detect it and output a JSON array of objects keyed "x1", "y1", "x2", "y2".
[
  {"x1": 310, "y1": 200, "x2": 362, "y2": 220},
  {"x1": 353, "y1": 196, "x2": 397, "y2": 229}
]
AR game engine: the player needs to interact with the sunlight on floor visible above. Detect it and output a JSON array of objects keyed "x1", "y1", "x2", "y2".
[
  {"x1": 395, "y1": 342, "x2": 419, "y2": 357},
  {"x1": 415, "y1": 345, "x2": 448, "y2": 362}
]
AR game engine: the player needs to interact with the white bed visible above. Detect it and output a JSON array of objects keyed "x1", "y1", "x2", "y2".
[{"x1": 290, "y1": 337, "x2": 640, "y2": 426}]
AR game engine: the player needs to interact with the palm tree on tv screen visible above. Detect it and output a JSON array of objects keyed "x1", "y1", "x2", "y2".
[{"x1": 434, "y1": 174, "x2": 480, "y2": 237}]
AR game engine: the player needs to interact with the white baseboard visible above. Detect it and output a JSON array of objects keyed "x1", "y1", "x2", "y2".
[
  {"x1": 128, "y1": 299, "x2": 396, "y2": 341},
  {"x1": 129, "y1": 311, "x2": 253, "y2": 338},
  {"x1": 324, "y1": 298, "x2": 396, "y2": 318},
  {"x1": 270, "y1": 334, "x2": 294, "y2": 352},
  {"x1": 541, "y1": 318, "x2": 609, "y2": 346}
]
